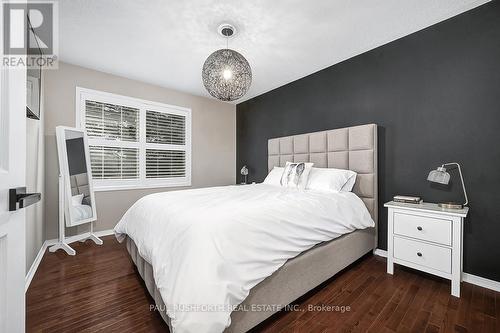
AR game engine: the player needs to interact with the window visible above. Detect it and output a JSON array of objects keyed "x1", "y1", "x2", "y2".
[{"x1": 76, "y1": 88, "x2": 191, "y2": 191}]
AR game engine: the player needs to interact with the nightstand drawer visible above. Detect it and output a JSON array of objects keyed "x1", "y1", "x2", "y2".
[
  {"x1": 393, "y1": 212, "x2": 452, "y2": 245},
  {"x1": 393, "y1": 236, "x2": 451, "y2": 274}
]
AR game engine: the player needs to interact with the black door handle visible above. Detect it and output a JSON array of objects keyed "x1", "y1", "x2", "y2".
[{"x1": 9, "y1": 187, "x2": 41, "y2": 211}]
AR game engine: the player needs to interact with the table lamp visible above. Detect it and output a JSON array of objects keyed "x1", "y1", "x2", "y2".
[
  {"x1": 240, "y1": 165, "x2": 248, "y2": 184},
  {"x1": 427, "y1": 162, "x2": 468, "y2": 209}
]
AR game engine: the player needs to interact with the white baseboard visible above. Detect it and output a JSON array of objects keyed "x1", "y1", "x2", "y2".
[
  {"x1": 372, "y1": 248, "x2": 500, "y2": 293},
  {"x1": 463, "y1": 273, "x2": 500, "y2": 292},
  {"x1": 94, "y1": 229, "x2": 115, "y2": 238},
  {"x1": 45, "y1": 229, "x2": 115, "y2": 247},
  {"x1": 25, "y1": 229, "x2": 115, "y2": 292},
  {"x1": 373, "y1": 248, "x2": 387, "y2": 257},
  {"x1": 25, "y1": 240, "x2": 49, "y2": 292}
]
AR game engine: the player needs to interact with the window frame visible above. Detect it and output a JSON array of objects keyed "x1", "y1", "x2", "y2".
[{"x1": 76, "y1": 87, "x2": 192, "y2": 192}]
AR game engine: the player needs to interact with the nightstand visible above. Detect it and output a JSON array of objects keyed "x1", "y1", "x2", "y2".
[{"x1": 384, "y1": 201, "x2": 468, "y2": 297}]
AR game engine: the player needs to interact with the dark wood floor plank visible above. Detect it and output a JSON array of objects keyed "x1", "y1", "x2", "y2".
[
  {"x1": 455, "y1": 281, "x2": 474, "y2": 331},
  {"x1": 301, "y1": 258, "x2": 382, "y2": 332},
  {"x1": 483, "y1": 289, "x2": 496, "y2": 318},
  {"x1": 259, "y1": 259, "x2": 372, "y2": 333},
  {"x1": 408, "y1": 279, "x2": 443, "y2": 332},
  {"x1": 442, "y1": 292, "x2": 460, "y2": 333},
  {"x1": 365, "y1": 270, "x2": 418, "y2": 333},
  {"x1": 385, "y1": 277, "x2": 420, "y2": 330},
  {"x1": 411, "y1": 310, "x2": 432, "y2": 333},
  {"x1": 427, "y1": 282, "x2": 452, "y2": 331},
  {"x1": 480, "y1": 315, "x2": 496, "y2": 333},
  {"x1": 27, "y1": 237, "x2": 500, "y2": 333},
  {"x1": 469, "y1": 285, "x2": 486, "y2": 332},
  {"x1": 398, "y1": 276, "x2": 435, "y2": 331},
  {"x1": 348, "y1": 270, "x2": 413, "y2": 333},
  {"x1": 316, "y1": 275, "x2": 377, "y2": 332},
  {"x1": 496, "y1": 292, "x2": 500, "y2": 320},
  {"x1": 424, "y1": 323, "x2": 440, "y2": 333},
  {"x1": 335, "y1": 272, "x2": 388, "y2": 332}
]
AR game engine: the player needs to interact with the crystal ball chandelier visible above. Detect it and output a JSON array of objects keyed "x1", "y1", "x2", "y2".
[{"x1": 202, "y1": 24, "x2": 252, "y2": 101}]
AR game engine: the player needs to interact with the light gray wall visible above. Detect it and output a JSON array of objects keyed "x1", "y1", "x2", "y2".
[
  {"x1": 26, "y1": 75, "x2": 45, "y2": 274},
  {"x1": 44, "y1": 62, "x2": 236, "y2": 239}
]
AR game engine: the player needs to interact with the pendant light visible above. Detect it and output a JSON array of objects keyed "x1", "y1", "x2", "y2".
[{"x1": 202, "y1": 24, "x2": 252, "y2": 101}]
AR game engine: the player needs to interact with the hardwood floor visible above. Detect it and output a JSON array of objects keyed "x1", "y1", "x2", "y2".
[{"x1": 27, "y1": 236, "x2": 499, "y2": 332}]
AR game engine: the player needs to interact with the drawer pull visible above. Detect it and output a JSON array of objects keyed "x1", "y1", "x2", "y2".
[
  {"x1": 417, "y1": 226, "x2": 423, "y2": 231},
  {"x1": 417, "y1": 252, "x2": 422, "y2": 257}
]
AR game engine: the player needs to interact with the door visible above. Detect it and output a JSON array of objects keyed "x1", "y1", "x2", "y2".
[{"x1": 0, "y1": 4, "x2": 27, "y2": 331}]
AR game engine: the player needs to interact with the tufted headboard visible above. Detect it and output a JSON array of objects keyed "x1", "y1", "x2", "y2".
[{"x1": 268, "y1": 124, "x2": 378, "y2": 227}]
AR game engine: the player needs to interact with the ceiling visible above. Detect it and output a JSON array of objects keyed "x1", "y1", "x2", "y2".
[{"x1": 59, "y1": 0, "x2": 489, "y2": 103}]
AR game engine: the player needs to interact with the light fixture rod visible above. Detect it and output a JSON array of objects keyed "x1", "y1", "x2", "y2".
[{"x1": 441, "y1": 162, "x2": 468, "y2": 206}]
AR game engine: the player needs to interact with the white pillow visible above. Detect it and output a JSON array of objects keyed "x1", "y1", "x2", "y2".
[
  {"x1": 306, "y1": 167, "x2": 357, "y2": 193},
  {"x1": 72, "y1": 194, "x2": 84, "y2": 206},
  {"x1": 280, "y1": 162, "x2": 314, "y2": 189},
  {"x1": 263, "y1": 167, "x2": 285, "y2": 186}
]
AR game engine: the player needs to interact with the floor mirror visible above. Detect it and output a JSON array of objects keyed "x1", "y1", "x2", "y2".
[{"x1": 49, "y1": 126, "x2": 102, "y2": 255}]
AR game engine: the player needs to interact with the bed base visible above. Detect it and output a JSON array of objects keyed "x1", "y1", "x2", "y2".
[{"x1": 126, "y1": 227, "x2": 375, "y2": 332}]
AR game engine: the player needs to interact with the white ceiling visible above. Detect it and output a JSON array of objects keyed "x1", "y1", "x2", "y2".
[{"x1": 59, "y1": 0, "x2": 489, "y2": 103}]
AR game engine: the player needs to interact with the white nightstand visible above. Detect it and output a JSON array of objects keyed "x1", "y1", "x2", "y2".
[{"x1": 384, "y1": 201, "x2": 469, "y2": 297}]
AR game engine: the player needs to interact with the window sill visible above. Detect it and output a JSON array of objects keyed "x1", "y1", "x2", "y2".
[{"x1": 93, "y1": 181, "x2": 192, "y2": 192}]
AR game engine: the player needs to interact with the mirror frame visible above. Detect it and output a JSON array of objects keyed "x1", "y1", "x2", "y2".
[{"x1": 56, "y1": 126, "x2": 97, "y2": 227}]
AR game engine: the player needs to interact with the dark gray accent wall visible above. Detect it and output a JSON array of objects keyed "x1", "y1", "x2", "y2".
[{"x1": 236, "y1": 1, "x2": 500, "y2": 281}]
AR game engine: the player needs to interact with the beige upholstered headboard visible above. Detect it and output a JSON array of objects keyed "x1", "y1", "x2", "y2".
[{"x1": 268, "y1": 124, "x2": 378, "y2": 226}]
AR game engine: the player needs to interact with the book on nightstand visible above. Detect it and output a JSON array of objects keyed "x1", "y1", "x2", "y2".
[{"x1": 393, "y1": 195, "x2": 423, "y2": 204}]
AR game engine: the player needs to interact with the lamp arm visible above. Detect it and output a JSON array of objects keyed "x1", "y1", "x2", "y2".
[{"x1": 442, "y1": 162, "x2": 468, "y2": 206}]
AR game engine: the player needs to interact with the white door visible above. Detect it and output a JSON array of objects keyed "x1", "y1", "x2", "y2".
[{"x1": 0, "y1": 4, "x2": 27, "y2": 331}]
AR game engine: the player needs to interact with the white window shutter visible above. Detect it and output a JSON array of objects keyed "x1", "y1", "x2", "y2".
[
  {"x1": 89, "y1": 146, "x2": 139, "y2": 179},
  {"x1": 79, "y1": 88, "x2": 191, "y2": 190},
  {"x1": 85, "y1": 100, "x2": 139, "y2": 142},
  {"x1": 145, "y1": 110, "x2": 187, "y2": 179},
  {"x1": 146, "y1": 110, "x2": 185, "y2": 145},
  {"x1": 146, "y1": 149, "x2": 186, "y2": 178}
]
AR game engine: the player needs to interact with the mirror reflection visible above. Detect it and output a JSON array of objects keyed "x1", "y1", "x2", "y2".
[{"x1": 57, "y1": 128, "x2": 97, "y2": 226}]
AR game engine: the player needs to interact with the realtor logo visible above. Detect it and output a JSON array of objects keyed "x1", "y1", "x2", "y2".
[{"x1": 2, "y1": 0, "x2": 58, "y2": 68}]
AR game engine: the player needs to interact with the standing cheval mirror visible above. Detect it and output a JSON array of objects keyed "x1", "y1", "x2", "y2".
[{"x1": 49, "y1": 126, "x2": 102, "y2": 255}]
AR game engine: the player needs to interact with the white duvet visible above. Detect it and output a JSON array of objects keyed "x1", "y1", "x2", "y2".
[{"x1": 114, "y1": 184, "x2": 374, "y2": 333}]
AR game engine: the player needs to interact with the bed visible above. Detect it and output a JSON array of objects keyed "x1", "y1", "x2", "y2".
[{"x1": 115, "y1": 123, "x2": 378, "y2": 333}]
